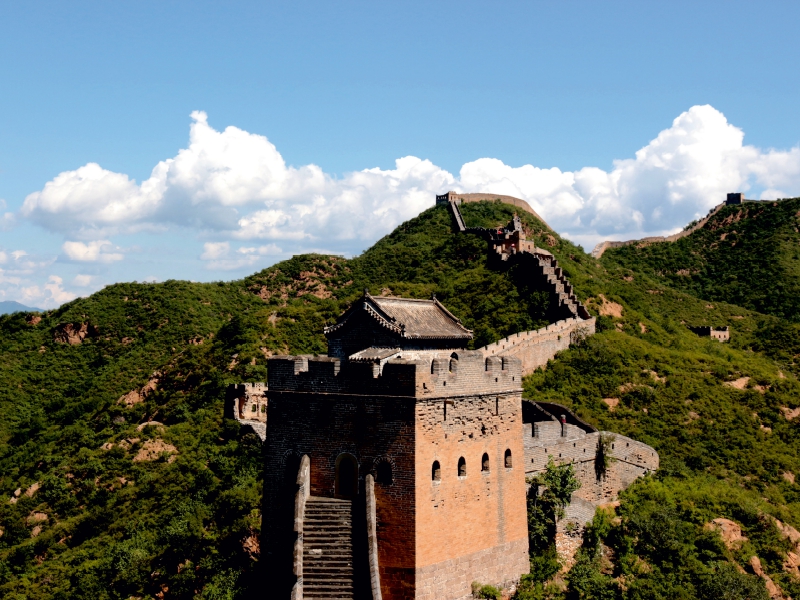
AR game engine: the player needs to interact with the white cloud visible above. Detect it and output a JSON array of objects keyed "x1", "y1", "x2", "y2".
[
  {"x1": 62, "y1": 240, "x2": 124, "y2": 262},
  {"x1": 200, "y1": 241, "x2": 283, "y2": 270},
  {"x1": 18, "y1": 275, "x2": 77, "y2": 307},
  {"x1": 73, "y1": 274, "x2": 94, "y2": 287},
  {"x1": 237, "y1": 244, "x2": 282, "y2": 255},
  {"x1": 20, "y1": 111, "x2": 453, "y2": 246},
  {"x1": 17, "y1": 105, "x2": 800, "y2": 255},
  {"x1": 44, "y1": 275, "x2": 76, "y2": 304},
  {"x1": 200, "y1": 241, "x2": 230, "y2": 261}
]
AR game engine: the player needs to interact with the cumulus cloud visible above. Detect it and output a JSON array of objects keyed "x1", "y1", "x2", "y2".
[
  {"x1": 200, "y1": 241, "x2": 283, "y2": 271},
  {"x1": 458, "y1": 105, "x2": 800, "y2": 244},
  {"x1": 18, "y1": 105, "x2": 800, "y2": 254},
  {"x1": 20, "y1": 111, "x2": 452, "y2": 246},
  {"x1": 62, "y1": 240, "x2": 124, "y2": 262},
  {"x1": 19, "y1": 276, "x2": 76, "y2": 307},
  {"x1": 73, "y1": 274, "x2": 95, "y2": 287}
]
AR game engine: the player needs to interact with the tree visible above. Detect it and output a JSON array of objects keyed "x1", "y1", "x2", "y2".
[{"x1": 525, "y1": 458, "x2": 582, "y2": 583}]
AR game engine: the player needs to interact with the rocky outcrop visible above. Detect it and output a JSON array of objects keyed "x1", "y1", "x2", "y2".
[
  {"x1": 118, "y1": 372, "x2": 160, "y2": 406},
  {"x1": 53, "y1": 322, "x2": 99, "y2": 345}
]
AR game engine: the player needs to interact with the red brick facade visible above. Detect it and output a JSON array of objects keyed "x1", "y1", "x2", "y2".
[{"x1": 261, "y1": 351, "x2": 529, "y2": 599}]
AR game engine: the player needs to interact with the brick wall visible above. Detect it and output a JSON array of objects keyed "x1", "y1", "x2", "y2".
[
  {"x1": 267, "y1": 352, "x2": 522, "y2": 401},
  {"x1": 262, "y1": 389, "x2": 418, "y2": 597},
  {"x1": 225, "y1": 382, "x2": 268, "y2": 423},
  {"x1": 524, "y1": 429, "x2": 658, "y2": 509},
  {"x1": 481, "y1": 317, "x2": 596, "y2": 376},
  {"x1": 264, "y1": 353, "x2": 529, "y2": 600},
  {"x1": 414, "y1": 390, "x2": 528, "y2": 599},
  {"x1": 415, "y1": 539, "x2": 529, "y2": 600}
]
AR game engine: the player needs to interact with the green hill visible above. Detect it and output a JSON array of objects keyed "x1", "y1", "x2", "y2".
[
  {"x1": 601, "y1": 197, "x2": 800, "y2": 323},
  {"x1": 1, "y1": 200, "x2": 799, "y2": 599}
]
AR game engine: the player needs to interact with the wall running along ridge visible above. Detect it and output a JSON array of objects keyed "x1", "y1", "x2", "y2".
[
  {"x1": 445, "y1": 198, "x2": 596, "y2": 375},
  {"x1": 231, "y1": 194, "x2": 659, "y2": 599},
  {"x1": 523, "y1": 414, "x2": 659, "y2": 567},
  {"x1": 591, "y1": 201, "x2": 726, "y2": 258}
]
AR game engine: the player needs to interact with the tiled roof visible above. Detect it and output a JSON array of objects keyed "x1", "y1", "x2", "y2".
[
  {"x1": 324, "y1": 293, "x2": 473, "y2": 340},
  {"x1": 349, "y1": 347, "x2": 401, "y2": 362}
]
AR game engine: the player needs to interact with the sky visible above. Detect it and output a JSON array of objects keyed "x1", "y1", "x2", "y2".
[{"x1": 1, "y1": 1, "x2": 800, "y2": 309}]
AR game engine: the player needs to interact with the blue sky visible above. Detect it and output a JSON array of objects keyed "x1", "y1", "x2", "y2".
[{"x1": 1, "y1": 1, "x2": 799, "y2": 308}]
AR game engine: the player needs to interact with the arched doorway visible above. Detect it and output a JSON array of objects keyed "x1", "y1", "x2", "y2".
[{"x1": 335, "y1": 453, "x2": 358, "y2": 499}]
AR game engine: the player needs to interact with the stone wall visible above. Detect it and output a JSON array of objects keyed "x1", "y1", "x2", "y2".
[
  {"x1": 591, "y1": 201, "x2": 726, "y2": 258},
  {"x1": 226, "y1": 382, "x2": 267, "y2": 423},
  {"x1": 524, "y1": 425, "x2": 658, "y2": 508},
  {"x1": 435, "y1": 191, "x2": 551, "y2": 229},
  {"x1": 689, "y1": 326, "x2": 730, "y2": 342},
  {"x1": 262, "y1": 388, "x2": 417, "y2": 598},
  {"x1": 264, "y1": 352, "x2": 528, "y2": 600},
  {"x1": 414, "y1": 539, "x2": 529, "y2": 600},
  {"x1": 267, "y1": 352, "x2": 522, "y2": 401},
  {"x1": 480, "y1": 317, "x2": 596, "y2": 376},
  {"x1": 523, "y1": 420, "x2": 659, "y2": 566},
  {"x1": 225, "y1": 383, "x2": 267, "y2": 441}
]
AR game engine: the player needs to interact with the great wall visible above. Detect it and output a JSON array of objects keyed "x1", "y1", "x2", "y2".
[
  {"x1": 591, "y1": 192, "x2": 786, "y2": 258},
  {"x1": 227, "y1": 193, "x2": 658, "y2": 599}
]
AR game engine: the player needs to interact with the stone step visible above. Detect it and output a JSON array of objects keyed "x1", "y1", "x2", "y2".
[
  {"x1": 305, "y1": 510, "x2": 352, "y2": 517},
  {"x1": 304, "y1": 564, "x2": 354, "y2": 571},
  {"x1": 303, "y1": 496, "x2": 354, "y2": 596}
]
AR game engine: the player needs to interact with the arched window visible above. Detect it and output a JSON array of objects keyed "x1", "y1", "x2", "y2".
[
  {"x1": 251, "y1": 404, "x2": 257, "y2": 413},
  {"x1": 458, "y1": 457, "x2": 467, "y2": 477},
  {"x1": 432, "y1": 461, "x2": 441, "y2": 482},
  {"x1": 482, "y1": 453, "x2": 490, "y2": 472},
  {"x1": 376, "y1": 461, "x2": 393, "y2": 485},
  {"x1": 504, "y1": 449, "x2": 513, "y2": 468}
]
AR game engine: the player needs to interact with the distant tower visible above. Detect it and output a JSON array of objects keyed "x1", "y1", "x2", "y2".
[
  {"x1": 435, "y1": 191, "x2": 461, "y2": 206},
  {"x1": 726, "y1": 192, "x2": 744, "y2": 205}
]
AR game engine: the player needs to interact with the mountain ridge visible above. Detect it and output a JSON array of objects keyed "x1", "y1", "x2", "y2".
[{"x1": 0, "y1": 200, "x2": 798, "y2": 599}]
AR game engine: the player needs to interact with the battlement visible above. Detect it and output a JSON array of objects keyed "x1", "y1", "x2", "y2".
[
  {"x1": 479, "y1": 317, "x2": 596, "y2": 375},
  {"x1": 267, "y1": 350, "x2": 522, "y2": 399},
  {"x1": 689, "y1": 325, "x2": 730, "y2": 342},
  {"x1": 524, "y1": 429, "x2": 659, "y2": 474}
]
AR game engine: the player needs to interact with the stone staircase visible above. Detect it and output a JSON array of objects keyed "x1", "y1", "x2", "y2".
[
  {"x1": 302, "y1": 496, "x2": 355, "y2": 599},
  {"x1": 529, "y1": 254, "x2": 590, "y2": 319},
  {"x1": 447, "y1": 199, "x2": 590, "y2": 321}
]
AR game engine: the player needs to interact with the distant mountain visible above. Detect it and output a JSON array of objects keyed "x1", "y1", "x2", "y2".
[{"x1": 0, "y1": 300, "x2": 42, "y2": 315}]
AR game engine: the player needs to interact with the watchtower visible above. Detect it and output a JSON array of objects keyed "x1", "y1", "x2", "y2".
[{"x1": 262, "y1": 294, "x2": 529, "y2": 600}]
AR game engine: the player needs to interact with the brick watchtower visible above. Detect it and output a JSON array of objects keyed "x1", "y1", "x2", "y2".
[{"x1": 262, "y1": 293, "x2": 529, "y2": 600}]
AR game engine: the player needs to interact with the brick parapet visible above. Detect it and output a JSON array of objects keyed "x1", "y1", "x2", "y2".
[
  {"x1": 226, "y1": 382, "x2": 267, "y2": 423},
  {"x1": 524, "y1": 431, "x2": 658, "y2": 475},
  {"x1": 479, "y1": 317, "x2": 596, "y2": 376},
  {"x1": 267, "y1": 352, "x2": 523, "y2": 400},
  {"x1": 524, "y1": 430, "x2": 658, "y2": 510}
]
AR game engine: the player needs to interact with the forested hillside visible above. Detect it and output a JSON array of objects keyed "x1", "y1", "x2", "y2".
[
  {"x1": 602, "y1": 197, "x2": 800, "y2": 323},
  {"x1": 1, "y1": 201, "x2": 800, "y2": 599}
]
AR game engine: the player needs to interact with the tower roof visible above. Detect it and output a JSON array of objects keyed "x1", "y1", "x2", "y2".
[{"x1": 324, "y1": 292, "x2": 473, "y2": 341}]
